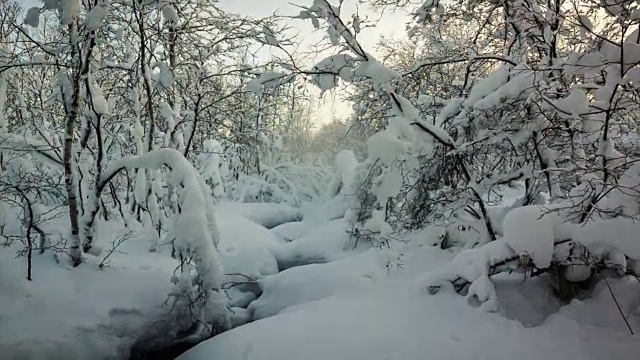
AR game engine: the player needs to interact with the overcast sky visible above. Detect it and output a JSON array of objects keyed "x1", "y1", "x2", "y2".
[
  {"x1": 221, "y1": 0, "x2": 408, "y2": 124},
  {"x1": 15, "y1": 0, "x2": 409, "y2": 126},
  {"x1": 219, "y1": 0, "x2": 409, "y2": 125}
]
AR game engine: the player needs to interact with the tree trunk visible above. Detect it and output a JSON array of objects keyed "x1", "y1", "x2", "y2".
[{"x1": 65, "y1": 108, "x2": 82, "y2": 266}]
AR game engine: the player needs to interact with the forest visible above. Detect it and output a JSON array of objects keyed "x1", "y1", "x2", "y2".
[{"x1": 1, "y1": 0, "x2": 640, "y2": 359}]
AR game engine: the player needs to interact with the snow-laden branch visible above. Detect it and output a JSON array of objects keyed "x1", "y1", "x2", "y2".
[
  {"x1": 92, "y1": 149, "x2": 222, "y2": 289},
  {"x1": 0, "y1": 133, "x2": 63, "y2": 166}
]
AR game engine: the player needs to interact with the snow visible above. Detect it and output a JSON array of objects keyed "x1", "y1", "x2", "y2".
[
  {"x1": 367, "y1": 130, "x2": 412, "y2": 165},
  {"x1": 354, "y1": 54, "x2": 401, "y2": 87},
  {"x1": 156, "y1": 63, "x2": 174, "y2": 90},
  {"x1": 556, "y1": 277, "x2": 640, "y2": 332},
  {"x1": 363, "y1": 209, "x2": 393, "y2": 237},
  {"x1": 503, "y1": 205, "x2": 555, "y2": 268},
  {"x1": 0, "y1": 202, "x2": 292, "y2": 358},
  {"x1": 463, "y1": 65, "x2": 511, "y2": 106},
  {"x1": 217, "y1": 211, "x2": 281, "y2": 280},
  {"x1": 302, "y1": 195, "x2": 350, "y2": 224},
  {"x1": 271, "y1": 221, "x2": 311, "y2": 242},
  {"x1": 4, "y1": 175, "x2": 640, "y2": 360},
  {"x1": 389, "y1": 93, "x2": 454, "y2": 147},
  {"x1": 181, "y1": 242, "x2": 640, "y2": 360},
  {"x1": 60, "y1": 0, "x2": 81, "y2": 25},
  {"x1": 553, "y1": 88, "x2": 590, "y2": 118},
  {"x1": 333, "y1": 150, "x2": 358, "y2": 194},
  {"x1": 85, "y1": 5, "x2": 107, "y2": 31},
  {"x1": 574, "y1": 217, "x2": 640, "y2": 260},
  {"x1": 373, "y1": 169, "x2": 403, "y2": 205},
  {"x1": 0, "y1": 219, "x2": 177, "y2": 359},
  {"x1": 604, "y1": 162, "x2": 640, "y2": 215},
  {"x1": 7, "y1": 2, "x2": 640, "y2": 358},
  {"x1": 222, "y1": 201, "x2": 302, "y2": 229},
  {"x1": 198, "y1": 139, "x2": 227, "y2": 200},
  {"x1": 249, "y1": 249, "x2": 384, "y2": 320},
  {"x1": 271, "y1": 219, "x2": 353, "y2": 269},
  {"x1": 419, "y1": 239, "x2": 517, "y2": 312},
  {"x1": 160, "y1": 1, "x2": 179, "y2": 22},
  {"x1": 89, "y1": 79, "x2": 109, "y2": 114},
  {"x1": 104, "y1": 149, "x2": 223, "y2": 293},
  {"x1": 23, "y1": 7, "x2": 40, "y2": 28},
  {"x1": 245, "y1": 72, "x2": 294, "y2": 94}
]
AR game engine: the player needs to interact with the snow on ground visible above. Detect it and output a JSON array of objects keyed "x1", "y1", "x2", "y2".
[
  {"x1": 556, "y1": 277, "x2": 640, "y2": 332},
  {"x1": 4, "y1": 186, "x2": 640, "y2": 360},
  {"x1": 0, "y1": 203, "x2": 288, "y2": 359},
  {"x1": 250, "y1": 241, "x2": 454, "y2": 320},
  {"x1": 181, "y1": 261, "x2": 640, "y2": 360},
  {"x1": 217, "y1": 210, "x2": 283, "y2": 279},
  {"x1": 249, "y1": 249, "x2": 383, "y2": 319},
  {"x1": 270, "y1": 219, "x2": 355, "y2": 269},
  {"x1": 493, "y1": 273, "x2": 563, "y2": 327},
  {"x1": 270, "y1": 221, "x2": 309, "y2": 242},
  {"x1": 180, "y1": 194, "x2": 640, "y2": 360},
  {"x1": 221, "y1": 201, "x2": 303, "y2": 229},
  {"x1": 0, "y1": 218, "x2": 177, "y2": 359}
]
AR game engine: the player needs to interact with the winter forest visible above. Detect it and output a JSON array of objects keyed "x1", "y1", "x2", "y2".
[{"x1": 2, "y1": 0, "x2": 640, "y2": 358}]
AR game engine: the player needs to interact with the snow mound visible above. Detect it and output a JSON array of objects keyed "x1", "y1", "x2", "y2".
[
  {"x1": 503, "y1": 205, "x2": 555, "y2": 268},
  {"x1": 575, "y1": 217, "x2": 640, "y2": 260},
  {"x1": 249, "y1": 250, "x2": 384, "y2": 320},
  {"x1": 271, "y1": 219, "x2": 353, "y2": 270},
  {"x1": 217, "y1": 212, "x2": 282, "y2": 279},
  {"x1": 270, "y1": 221, "x2": 314, "y2": 242},
  {"x1": 180, "y1": 279, "x2": 640, "y2": 360},
  {"x1": 221, "y1": 202, "x2": 303, "y2": 229},
  {"x1": 0, "y1": 234, "x2": 176, "y2": 359}
]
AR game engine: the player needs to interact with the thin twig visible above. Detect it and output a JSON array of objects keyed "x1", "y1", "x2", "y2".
[{"x1": 602, "y1": 274, "x2": 634, "y2": 335}]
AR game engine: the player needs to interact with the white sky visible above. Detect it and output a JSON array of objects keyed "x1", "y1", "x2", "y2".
[
  {"x1": 15, "y1": 0, "x2": 410, "y2": 126},
  {"x1": 220, "y1": 0, "x2": 409, "y2": 125}
]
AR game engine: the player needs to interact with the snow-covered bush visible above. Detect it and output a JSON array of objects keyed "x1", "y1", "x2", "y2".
[
  {"x1": 275, "y1": 0, "x2": 640, "y2": 311},
  {"x1": 197, "y1": 139, "x2": 228, "y2": 203},
  {"x1": 96, "y1": 148, "x2": 229, "y2": 338},
  {"x1": 225, "y1": 132, "x2": 332, "y2": 206}
]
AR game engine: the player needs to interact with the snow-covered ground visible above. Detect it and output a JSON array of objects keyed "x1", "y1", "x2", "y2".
[
  {"x1": 0, "y1": 216, "x2": 176, "y2": 359},
  {"x1": 0, "y1": 202, "x2": 300, "y2": 359},
  {"x1": 181, "y1": 232, "x2": 640, "y2": 360},
  {"x1": 2, "y1": 197, "x2": 640, "y2": 360}
]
